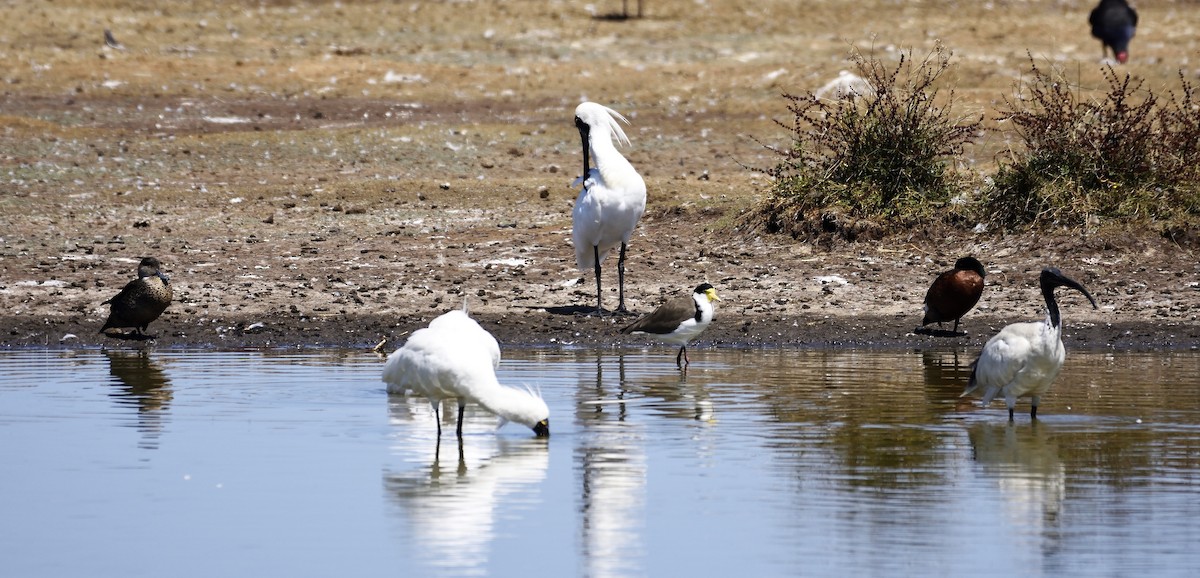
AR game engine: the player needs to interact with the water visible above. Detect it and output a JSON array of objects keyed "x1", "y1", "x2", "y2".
[{"x1": 1, "y1": 348, "x2": 1198, "y2": 577}]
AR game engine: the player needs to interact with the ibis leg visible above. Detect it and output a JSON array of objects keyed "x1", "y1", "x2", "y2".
[{"x1": 456, "y1": 400, "x2": 467, "y2": 438}]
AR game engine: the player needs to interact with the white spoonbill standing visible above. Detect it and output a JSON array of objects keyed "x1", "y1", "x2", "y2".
[
  {"x1": 963, "y1": 267, "x2": 1098, "y2": 420},
  {"x1": 572, "y1": 101, "x2": 647, "y2": 315},
  {"x1": 382, "y1": 309, "x2": 550, "y2": 438}
]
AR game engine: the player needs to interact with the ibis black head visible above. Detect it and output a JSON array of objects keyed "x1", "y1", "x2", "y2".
[
  {"x1": 1040, "y1": 267, "x2": 1098, "y2": 328},
  {"x1": 954, "y1": 257, "x2": 986, "y2": 279},
  {"x1": 1040, "y1": 268, "x2": 1098, "y2": 307}
]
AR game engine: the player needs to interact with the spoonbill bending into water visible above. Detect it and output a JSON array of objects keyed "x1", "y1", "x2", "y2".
[
  {"x1": 622, "y1": 283, "x2": 720, "y2": 368},
  {"x1": 963, "y1": 267, "x2": 1098, "y2": 420},
  {"x1": 572, "y1": 101, "x2": 647, "y2": 315},
  {"x1": 918, "y1": 256, "x2": 986, "y2": 335},
  {"x1": 100, "y1": 257, "x2": 173, "y2": 338},
  {"x1": 383, "y1": 309, "x2": 550, "y2": 438}
]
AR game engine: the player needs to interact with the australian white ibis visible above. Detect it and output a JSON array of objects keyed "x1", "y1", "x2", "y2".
[{"x1": 963, "y1": 267, "x2": 1098, "y2": 420}]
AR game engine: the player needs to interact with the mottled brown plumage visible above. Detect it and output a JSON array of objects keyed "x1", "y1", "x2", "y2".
[
  {"x1": 100, "y1": 257, "x2": 173, "y2": 337},
  {"x1": 921, "y1": 257, "x2": 986, "y2": 335}
]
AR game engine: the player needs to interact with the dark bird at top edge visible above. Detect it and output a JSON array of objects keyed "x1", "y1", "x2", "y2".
[{"x1": 1089, "y1": 0, "x2": 1138, "y2": 64}]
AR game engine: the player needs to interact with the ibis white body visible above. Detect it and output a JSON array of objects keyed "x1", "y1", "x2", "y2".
[{"x1": 966, "y1": 320, "x2": 1065, "y2": 412}]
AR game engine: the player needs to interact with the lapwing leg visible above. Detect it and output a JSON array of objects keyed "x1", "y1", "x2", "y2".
[
  {"x1": 456, "y1": 400, "x2": 467, "y2": 438},
  {"x1": 676, "y1": 345, "x2": 690, "y2": 368},
  {"x1": 593, "y1": 245, "x2": 604, "y2": 315},
  {"x1": 616, "y1": 242, "x2": 629, "y2": 314}
]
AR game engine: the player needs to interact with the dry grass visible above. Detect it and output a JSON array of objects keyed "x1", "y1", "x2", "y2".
[
  {"x1": 987, "y1": 58, "x2": 1200, "y2": 230},
  {"x1": 750, "y1": 44, "x2": 982, "y2": 241},
  {"x1": 2, "y1": 0, "x2": 1199, "y2": 234}
]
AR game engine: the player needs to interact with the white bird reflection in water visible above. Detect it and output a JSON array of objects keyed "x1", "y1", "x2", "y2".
[
  {"x1": 968, "y1": 422, "x2": 1066, "y2": 556},
  {"x1": 383, "y1": 395, "x2": 549, "y2": 578},
  {"x1": 576, "y1": 354, "x2": 648, "y2": 578},
  {"x1": 104, "y1": 349, "x2": 173, "y2": 450}
]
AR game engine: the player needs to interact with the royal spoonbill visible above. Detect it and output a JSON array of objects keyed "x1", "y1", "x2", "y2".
[
  {"x1": 963, "y1": 267, "x2": 1098, "y2": 420},
  {"x1": 382, "y1": 309, "x2": 550, "y2": 438},
  {"x1": 571, "y1": 101, "x2": 647, "y2": 315},
  {"x1": 1089, "y1": 0, "x2": 1138, "y2": 63},
  {"x1": 621, "y1": 283, "x2": 720, "y2": 368},
  {"x1": 100, "y1": 257, "x2": 173, "y2": 337},
  {"x1": 918, "y1": 257, "x2": 986, "y2": 335}
]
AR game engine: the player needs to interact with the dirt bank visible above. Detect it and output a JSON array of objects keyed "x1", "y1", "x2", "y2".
[{"x1": 1, "y1": 0, "x2": 1197, "y2": 351}]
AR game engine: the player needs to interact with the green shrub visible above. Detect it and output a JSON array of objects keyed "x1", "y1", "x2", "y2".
[
  {"x1": 987, "y1": 58, "x2": 1200, "y2": 228},
  {"x1": 748, "y1": 44, "x2": 982, "y2": 240}
]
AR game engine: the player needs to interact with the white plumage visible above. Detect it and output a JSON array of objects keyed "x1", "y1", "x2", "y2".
[
  {"x1": 382, "y1": 310, "x2": 550, "y2": 437},
  {"x1": 963, "y1": 267, "x2": 1098, "y2": 420},
  {"x1": 571, "y1": 101, "x2": 647, "y2": 314}
]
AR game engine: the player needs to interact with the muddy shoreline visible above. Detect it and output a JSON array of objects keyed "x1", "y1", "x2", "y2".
[
  {"x1": 5, "y1": 310, "x2": 1197, "y2": 353},
  {"x1": 2, "y1": 1, "x2": 1198, "y2": 354}
]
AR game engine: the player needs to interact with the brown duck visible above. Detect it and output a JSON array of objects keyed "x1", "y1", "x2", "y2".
[
  {"x1": 100, "y1": 257, "x2": 173, "y2": 337},
  {"x1": 918, "y1": 257, "x2": 986, "y2": 336}
]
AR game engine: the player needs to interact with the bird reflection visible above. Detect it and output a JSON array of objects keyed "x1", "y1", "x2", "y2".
[
  {"x1": 576, "y1": 352, "x2": 647, "y2": 578},
  {"x1": 639, "y1": 369, "x2": 714, "y2": 422},
  {"x1": 384, "y1": 396, "x2": 549, "y2": 578},
  {"x1": 920, "y1": 349, "x2": 977, "y2": 412},
  {"x1": 105, "y1": 350, "x2": 172, "y2": 450},
  {"x1": 968, "y1": 422, "x2": 1065, "y2": 557}
]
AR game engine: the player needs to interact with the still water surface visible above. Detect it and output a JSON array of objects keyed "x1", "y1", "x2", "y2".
[{"x1": 0, "y1": 348, "x2": 1197, "y2": 577}]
